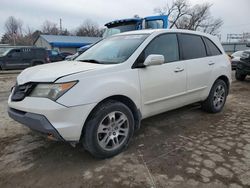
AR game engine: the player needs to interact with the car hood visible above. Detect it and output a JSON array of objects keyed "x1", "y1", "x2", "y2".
[{"x1": 17, "y1": 61, "x2": 107, "y2": 85}]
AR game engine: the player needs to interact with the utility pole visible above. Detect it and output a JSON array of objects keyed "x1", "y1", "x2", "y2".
[
  {"x1": 59, "y1": 18, "x2": 62, "y2": 34},
  {"x1": 13, "y1": 32, "x2": 16, "y2": 46}
]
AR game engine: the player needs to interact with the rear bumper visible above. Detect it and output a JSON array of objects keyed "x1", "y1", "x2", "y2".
[
  {"x1": 8, "y1": 107, "x2": 64, "y2": 141},
  {"x1": 231, "y1": 61, "x2": 238, "y2": 70},
  {"x1": 237, "y1": 62, "x2": 250, "y2": 75}
]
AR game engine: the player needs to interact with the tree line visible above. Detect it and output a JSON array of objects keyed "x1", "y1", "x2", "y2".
[
  {"x1": 1, "y1": 0, "x2": 223, "y2": 46},
  {"x1": 1, "y1": 17, "x2": 104, "y2": 46}
]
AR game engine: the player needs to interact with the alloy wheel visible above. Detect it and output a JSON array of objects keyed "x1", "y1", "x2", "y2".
[{"x1": 97, "y1": 111, "x2": 129, "y2": 151}]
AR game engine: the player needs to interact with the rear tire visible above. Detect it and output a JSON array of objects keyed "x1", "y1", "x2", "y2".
[
  {"x1": 235, "y1": 70, "x2": 246, "y2": 81},
  {"x1": 83, "y1": 100, "x2": 134, "y2": 159},
  {"x1": 202, "y1": 79, "x2": 228, "y2": 113}
]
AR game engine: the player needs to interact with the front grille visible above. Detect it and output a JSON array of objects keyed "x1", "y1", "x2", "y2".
[{"x1": 11, "y1": 83, "x2": 36, "y2": 101}]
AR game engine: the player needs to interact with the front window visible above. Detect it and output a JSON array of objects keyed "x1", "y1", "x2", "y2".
[{"x1": 76, "y1": 34, "x2": 148, "y2": 64}]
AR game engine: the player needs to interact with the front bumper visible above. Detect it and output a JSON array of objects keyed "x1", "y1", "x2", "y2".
[
  {"x1": 8, "y1": 95, "x2": 97, "y2": 141},
  {"x1": 8, "y1": 107, "x2": 64, "y2": 141}
]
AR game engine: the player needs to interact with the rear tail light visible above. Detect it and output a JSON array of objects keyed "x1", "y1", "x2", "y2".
[
  {"x1": 46, "y1": 57, "x2": 50, "y2": 63},
  {"x1": 227, "y1": 55, "x2": 232, "y2": 64}
]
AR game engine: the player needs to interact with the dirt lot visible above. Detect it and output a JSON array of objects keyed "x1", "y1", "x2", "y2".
[{"x1": 0, "y1": 72, "x2": 250, "y2": 188}]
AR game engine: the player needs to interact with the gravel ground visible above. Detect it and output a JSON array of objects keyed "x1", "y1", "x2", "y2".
[{"x1": 0, "y1": 72, "x2": 249, "y2": 188}]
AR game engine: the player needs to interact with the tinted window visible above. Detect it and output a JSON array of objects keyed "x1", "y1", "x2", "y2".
[
  {"x1": 143, "y1": 34, "x2": 179, "y2": 63},
  {"x1": 204, "y1": 37, "x2": 222, "y2": 56},
  {"x1": 179, "y1": 34, "x2": 206, "y2": 60},
  {"x1": 9, "y1": 49, "x2": 21, "y2": 57}
]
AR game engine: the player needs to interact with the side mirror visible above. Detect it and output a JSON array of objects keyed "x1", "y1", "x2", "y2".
[{"x1": 143, "y1": 54, "x2": 164, "y2": 66}]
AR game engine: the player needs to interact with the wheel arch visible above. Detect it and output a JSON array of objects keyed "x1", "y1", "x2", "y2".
[
  {"x1": 80, "y1": 95, "x2": 142, "y2": 141},
  {"x1": 216, "y1": 75, "x2": 230, "y2": 95}
]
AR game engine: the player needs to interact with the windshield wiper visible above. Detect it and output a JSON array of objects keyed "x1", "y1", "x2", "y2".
[{"x1": 77, "y1": 59, "x2": 102, "y2": 64}]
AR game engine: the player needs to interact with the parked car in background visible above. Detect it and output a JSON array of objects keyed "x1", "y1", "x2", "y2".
[
  {"x1": 60, "y1": 52, "x2": 73, "y2": 59},
  {"x1": 235, "y1": 50, "x2": 250, "y2": 81},
  {"x1": 47, "y1": 50, "x2": 74, "y2": 62},
  {"x1": 230, "y1": 50, "x2": 244, "y2": 70},
  {"x1": 0, "y1": 47, "x2": 48, "y2": 70},
  {"x1": 65, "y1": 45, "x2": 91, "y2": 61},
  {"x1": 8, "y1": 29, "x2": 231, "y2": 158}
]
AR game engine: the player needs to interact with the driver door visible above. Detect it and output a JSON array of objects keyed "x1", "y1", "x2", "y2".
[
  {"x1": 137, "y1": 33, "x2": 187, "y2": 118},
  {"x1": 5, "y1": 49, "x2": 22, "y2": 69}
]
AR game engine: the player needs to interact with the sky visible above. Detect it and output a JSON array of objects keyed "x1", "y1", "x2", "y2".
[{"x1": 0, "y1": 0, "x2": 250, "y2": 42}]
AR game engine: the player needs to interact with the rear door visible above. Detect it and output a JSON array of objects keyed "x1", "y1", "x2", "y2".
[
  {"x1": 178, "y1": 33, "x2": 212, "y2": 101},
  {"x1": 144, "y1": 15, "x2": 168, "y2": 29}
]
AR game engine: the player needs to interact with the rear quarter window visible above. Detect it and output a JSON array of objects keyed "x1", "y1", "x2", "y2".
[
  {"x1": 204, "y1": 37, "x2": 222, "y2": 56},
  {"x1": 179, "y1": 34, "x2": 206, "y2": 60}
]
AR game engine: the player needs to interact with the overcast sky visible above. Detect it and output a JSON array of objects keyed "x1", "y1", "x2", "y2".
[{"x1": 0, "y1": 0, "x2": 250, "y2": 41}]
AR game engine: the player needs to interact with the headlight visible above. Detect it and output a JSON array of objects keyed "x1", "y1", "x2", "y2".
[{"x1": 30, "y1": 81, "x2": 77, "y2": 100}]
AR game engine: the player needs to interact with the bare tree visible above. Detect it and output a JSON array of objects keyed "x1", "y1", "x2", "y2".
[
  {"x1": 154, "y1": 0, "x2": 223, "y2": 35},
  {"x1": 4, "y1": 16, "x2": 23, "y2": 35},
  {"x1": 3, "y1": 16, "x2": 23, "y2": 45},
  {"x1": 154, "y1": 0, "x2": 189, "y2": 29},
  {"x1": 75, "y1": 19, "x2": 102, "y2": 37},
  {"x1": 41, "y1": 20, "x2": 60, "y2": 35}
]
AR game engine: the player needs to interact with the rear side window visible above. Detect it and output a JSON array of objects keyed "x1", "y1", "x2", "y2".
[
  {"x1": 144, "y1": 34, "x2": 179, "y2": 63},
  {"x1": 179, "y1": 34, "x2": 206, "y2": 60},
  {"x1": 204, "y1": 37, "x2": 222, "y2": 56}
]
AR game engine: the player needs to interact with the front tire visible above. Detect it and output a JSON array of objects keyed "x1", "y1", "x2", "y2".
[
  {"x1": 83, "y1": 100, "x2": 134, "y2": 159},
  {"x1": 202, "y1": 79, "x2": 228, "y2": 113},
  {"x1": 235, "y1": 70, "x2": 246, "y2": 81}
]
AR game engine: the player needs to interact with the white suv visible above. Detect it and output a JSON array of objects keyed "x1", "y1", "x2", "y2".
[{"x1": 8, "y1": 29, "x2": 231, "y2": 158}]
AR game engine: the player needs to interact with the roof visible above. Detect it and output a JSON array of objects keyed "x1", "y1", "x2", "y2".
[
  {"x1": 36, "y1": 35, "x2": 101, "y2": 48},
  {"x1": 117, "y1": 29, "x2": 216, "y2": 38},
  {"x1": 105, "y1": 18, "x2": 142, "y2": 27}
]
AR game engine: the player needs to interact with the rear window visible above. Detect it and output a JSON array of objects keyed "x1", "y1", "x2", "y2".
[
  {"x1": 204, "y1": 37, "x2": 222, "y2": 56},
  {"x1": 179, "y1": 34, "x2": 206, "y2": 60}
]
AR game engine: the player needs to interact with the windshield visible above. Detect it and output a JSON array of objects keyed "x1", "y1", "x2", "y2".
[
  {"x1": 103, "y1": 23, "x2": 137, "y2": 38},
  {"x1": 0, "y1": 48, "x2": 12, "y2": 56},
  {"x1": 76, "y1": 34, "x2": 148, "y2": 64}
]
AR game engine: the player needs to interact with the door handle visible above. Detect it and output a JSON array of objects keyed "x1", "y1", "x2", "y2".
[
  {"x1": 208, "y1": 62, "x2": 215, "y2": 66},
  {"x1": 174, "y1": 67, "x2": 184, "y2": 73}
]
